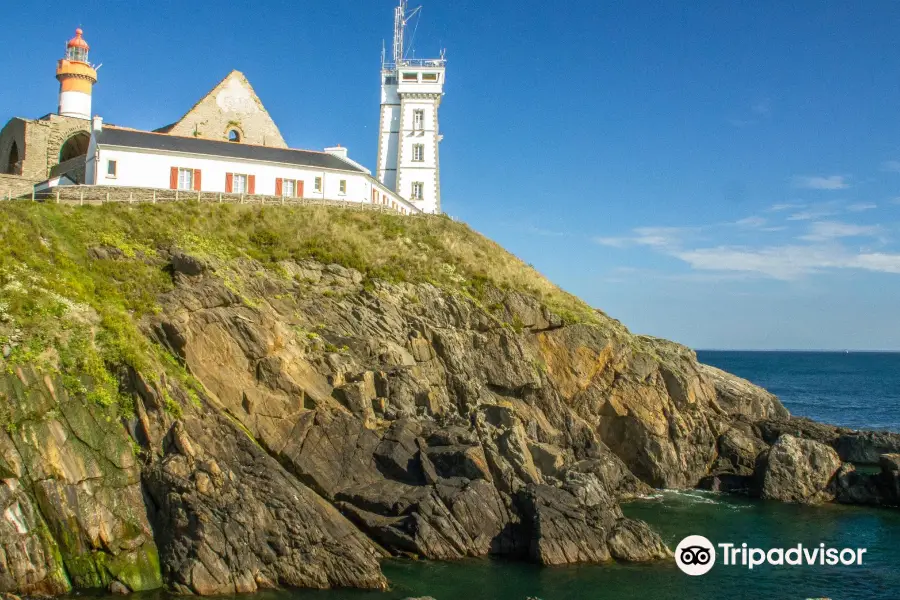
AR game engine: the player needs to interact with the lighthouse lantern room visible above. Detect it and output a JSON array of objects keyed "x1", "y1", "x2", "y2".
[{"x1": 56, "y1": 28, "x2": 98, "y2": 120}]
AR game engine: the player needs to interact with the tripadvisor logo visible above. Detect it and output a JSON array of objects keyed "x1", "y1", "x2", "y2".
[
  {"x1": 675, "y1": 535, "x2": 868, "y2": 576},
  {"x1": 676, "y1": 535, "x2": 716, "y2": 576}
]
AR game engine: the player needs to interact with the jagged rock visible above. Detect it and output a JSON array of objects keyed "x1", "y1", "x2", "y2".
[
  {"x1": 0, "y1": 370, "x2": 161, "y2": 594},
  {"x1": 143, "y1": 409, "x2": 387, "y2": 595},
  {"x1": 879, "y1": 454, "x2": 900, "y2": 504},
  {"x1": 606, "y1": 518, "x2": 672, "y2": 561},
  {"x1": 515, "y1": 481, "x2": 619, "y2": 565},
  {"x1": 714, "y1": 424, "x2": 768, "y2": 476},
  {"x1": 758, "y1": 418, "x2": 900, "y2": 464},
  {"x1": 760, "y1": 435, "x2": 842, "y2": 504},
  {"x1": 528, "y1": 442, "x2": 567, "y2": 477},
  {"x1": 699, "y1": 364, "x2": 789, "y2": 420},
  {"x1": 170, "y1": 251, "x2": 207, "y2": 276},
  {"x1": 0, "y1": 478, "x2": 70, "y2": 595},
  {"x1": 832, "y1": 463, "x2": 885, "y2": 505},
  {"x1": 424, "y1": 445, "x2": 492, "y2": 482}
]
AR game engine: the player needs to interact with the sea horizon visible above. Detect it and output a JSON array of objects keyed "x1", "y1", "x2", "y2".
[{"x1": 697, "y1": 348, "x2": 900, "y2": 354}]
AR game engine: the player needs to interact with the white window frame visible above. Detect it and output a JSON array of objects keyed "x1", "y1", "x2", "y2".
[
  {"x1": 106, "y1": 159, "x2": 117, "y2": 178},
  {"x1": 283, "y1": 179, "x2": 295, "y2": 197},
  {"x1": 411, "y1": 181, "x2": 424, "y2": 200},
  {"x1": 413, "y1": 109, "x2": 425, "y2": 130},
  {"x1": 314, "y1": 176, "x2": 322, "y2": 192},
  {"x1": 339, "y1": 179, "x2": 347, "y2": 195},
  {"x1": 412, "y1": 144, "x2": 425, "y2": 162},
  {"x1": 233, "y1": 173, "x2": 248, "y2": 194},
  {"x1": 177, "y1": 168, "x2": 194, "y2": 191}
]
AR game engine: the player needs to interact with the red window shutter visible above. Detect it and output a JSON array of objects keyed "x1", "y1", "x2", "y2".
[
  {"x1": 193, "y1": 169, "x2": 202, "y2": 191},
  {"x1": 275, "y1": 178, "x2": 283, "y2": 196},
  {"x1": 248, "y1": 175, "x2": 256, "y2": 195},
  {"x1": 296, "y1": 180, "x2": 304, "y2": 198},
  {"x1": 170, "y1": 167, "x2": 178, "y2": 190},
  {"x1": 225, "y1": 172, "x2": 233, "y2": 193}
]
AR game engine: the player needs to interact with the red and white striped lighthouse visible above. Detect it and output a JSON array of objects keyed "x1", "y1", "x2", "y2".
[{"x1": 56, "y1": 28, "x2": 98, "y2": 120}]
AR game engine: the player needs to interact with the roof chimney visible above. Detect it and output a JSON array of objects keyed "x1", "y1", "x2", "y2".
[
  {"x1": 324, "y1": 145, "x2": 348, "y2": 160},
  {"x1": 92, "y1": 115, "x2": 103, "y2": 132}
]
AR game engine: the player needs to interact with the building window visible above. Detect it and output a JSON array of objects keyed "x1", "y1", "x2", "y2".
[
  {"x1": 177, "y1": 168, "x2": 194, "y2": 191},
  {"x1": 228, "y1": 129, "x2": 241, "y2": 142},
  {"x1": 233, "y1": 174, "x2": 248, "y2": 194},
  {"x1": 412, "y1": 144, "x2": 425, "y2": 162},
  {"x1": 411, "y1": 182, "x2": 424, "y2": 200},
  {"x1": 283, "y1": 179, "x2": 295, "y2": 197},
  {"x1": 422, "y1": 73, "x2": 438, "y2": 82},
  {"x1": 314, "y1": 177, "x2": 322, "y2": 192},
  {"x1": 384, "y1": 75, "x2": 398, "y2": 85},
  {"x1": 106, "y1": 160, "x2": 117, "y2": 177},
  {"x1": 413, "y1": 110, "x2": 425, "y2": 130},
  {"x1": 339, "y1": 180, "x2": 347, "y2": 194},
  {"x1": 402, "y1": 72, "x2": 418, "y2": 81}
]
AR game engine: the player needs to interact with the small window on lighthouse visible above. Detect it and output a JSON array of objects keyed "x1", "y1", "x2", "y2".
[
  {"x1": 413, "y1": 144, "x2": 425, "y2": 162},
  {"x1": 411, "y1": 182, "x2": 424, "y2": 200},
  {"x1": 413, "y1": 110, "x2": 425, "y2": 130},
  {"x1": 228, "y1": 130, "x2": 241, "y2": 143}
]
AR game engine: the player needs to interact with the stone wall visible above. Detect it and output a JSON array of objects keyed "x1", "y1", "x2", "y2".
[
  {"x1": 49, "y1": 155, "x2": 87, "y2": 183},
  {"x1": 0, "y1": 115, "x2": 92, "y2": 180},
  {"x1": 163, "y1": 71, "x2": 288, "y2": 148},
  {"x1": 27, "y1": 184, "x2": 418, "y2": 215},
  {"x1": 0, "y1": 174, "x2": 38, "y2": 199}
]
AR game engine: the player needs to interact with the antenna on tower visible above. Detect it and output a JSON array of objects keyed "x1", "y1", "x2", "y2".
[
  {"x1": 392, "y1": 0, "x2": 407, "y2": 66},
  {"x1": 392, "y1": 0, "x2": 422, "y2": 66}
]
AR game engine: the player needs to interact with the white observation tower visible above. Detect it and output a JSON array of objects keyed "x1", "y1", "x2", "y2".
[{"x1": 376, "y1": 0, "x2": 446, "y2": 214}]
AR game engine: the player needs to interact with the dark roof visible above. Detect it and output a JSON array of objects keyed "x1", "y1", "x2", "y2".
[{"x1": 96, "y1": 127, "x2": 366, "y2": 173}]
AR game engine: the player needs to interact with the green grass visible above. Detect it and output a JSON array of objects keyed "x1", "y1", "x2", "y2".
[{"x1": 0, "y1": 201, "x2": 623, "y2": 409}]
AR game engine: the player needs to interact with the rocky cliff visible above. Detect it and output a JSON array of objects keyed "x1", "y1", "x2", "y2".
[{"x1": 0, "y1": 202, "x2": 896, "y2": 595}]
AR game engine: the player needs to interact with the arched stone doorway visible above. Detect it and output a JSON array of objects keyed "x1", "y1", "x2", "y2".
[
  {"x1": 59, "y1": 131, "x2": 90, "y2": 163},
  {"x1": 4, "y1": 141, "x2": 18, "y2": 174}
]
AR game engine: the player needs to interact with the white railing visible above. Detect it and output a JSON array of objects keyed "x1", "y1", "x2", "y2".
[{"x1": 1, "y1": 185, "x2": 426, "y2": 216}]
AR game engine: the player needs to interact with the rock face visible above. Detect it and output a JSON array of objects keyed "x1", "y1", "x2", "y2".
[
  {"x1": 3, "y1": 238, "x2": 897, "y2": 597},
  {"x1": 760, "y1": 435, "x2": 842, "y2": 504},
  {"x1": 758, "y1": 418, "x2": 900, "y2": 464},
  {"x1": 700, "y1": 364, "x2": 789, "y2": 421},
  {"x1": 0, "y1": 368, "x2": 161, "y2": 596}
]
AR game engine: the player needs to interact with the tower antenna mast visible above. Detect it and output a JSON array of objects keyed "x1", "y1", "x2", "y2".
[
  {"x1": 392, "y1": 0, "x2": 422, "y2": 66},
  {"x1": 392, "y1": 0, "x2": 407, "y2": 66}
]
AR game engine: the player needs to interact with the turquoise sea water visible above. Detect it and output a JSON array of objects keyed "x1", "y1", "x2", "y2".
[{"x1": 120, "y1": 352, "x2": 900, "y2": 600}]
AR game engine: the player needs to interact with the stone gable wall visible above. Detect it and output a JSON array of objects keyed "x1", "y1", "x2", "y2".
[{"x1": 165, "y1": 72, "x2": 288, "y2": 148}]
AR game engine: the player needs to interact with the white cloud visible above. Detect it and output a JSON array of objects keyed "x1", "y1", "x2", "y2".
[
  {"x1": 792, "y1": 175, "x2": 850, "y2": 190},
  {"x1": 594, "y1": 226, "x2": 693, "y2": 249},
  {"x1": 674, "y1": 245, "x2": 900, "y2": 280},
  {"x1": 733, "y1": 216, "x2": 767, "y2": 228},
  {"x1": 523, "y1": 225, "x2": 567, "y2": 237},
  {"x1": 881, "y1": 160, "x2": 900, "y2": 173},
  {"x1": 768, "y1": 202, "x2": 805, "y2": 212},
  {"x1": 787, "y1": 207, "x2": 839, "y2": 221},
  {"x1": 799, "y1": 221, "x2": 882, "y2": 242},
  {"x1": 846, "y1": 203, "x2": 877, "y2": 212}
]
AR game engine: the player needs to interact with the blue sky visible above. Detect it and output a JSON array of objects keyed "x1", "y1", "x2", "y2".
[{"x1": 4, "y1": 0, "x2": 900, "y2": 350}]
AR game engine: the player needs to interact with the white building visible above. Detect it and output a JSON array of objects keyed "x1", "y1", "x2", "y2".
[
  {"x1": 9, "y1": 16, "x2": 445, "y2": 217},
  {"x1": 84, "y1": 118, "x2": 418, "y2": 213},
  {"x1": 377, "y1": 0, "x2": 446, "y2": 214}
]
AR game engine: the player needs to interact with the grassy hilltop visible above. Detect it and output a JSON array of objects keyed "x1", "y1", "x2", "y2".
[{"x1": 0, "y1": 201, "x2": 619, "y2": 417}]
